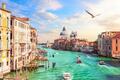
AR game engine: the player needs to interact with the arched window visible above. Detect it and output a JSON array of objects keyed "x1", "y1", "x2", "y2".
[{"x1": 7, "y1": 17, "x2": 9, "y2": 28}]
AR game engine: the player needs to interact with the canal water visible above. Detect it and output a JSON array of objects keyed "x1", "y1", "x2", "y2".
[{"x1": 28, "y1": 47, "x2": 120, "y2": 80}]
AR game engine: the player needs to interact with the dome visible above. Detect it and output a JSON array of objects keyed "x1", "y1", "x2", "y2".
[
  {"x1": 60, "y1": 32, "x2": 64, "y2": 36},
  {"x1": 60, "y1": 31, "x2": 66, "y2": 36},
  {"x1": 62, "y1": 27, "x2": 66, "y2": 31},
  {"x1": 70, "y1": 32, "x2": 77, "y2": 38},
  {"x1": 60, "y1": 27, "x2": 67, "y2": 36}
]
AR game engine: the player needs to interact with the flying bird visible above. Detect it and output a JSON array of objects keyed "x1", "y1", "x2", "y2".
[{"x1": 85, "y1": 10, "x2": 100, "y2": 18}]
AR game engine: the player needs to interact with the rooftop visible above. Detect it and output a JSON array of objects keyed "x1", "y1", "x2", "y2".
[
  {"x1": 11, "y1": 16, "x2": 29, "y2": 24},
  {"x1": 112, "y1": 33, "x2": 120, "y2": 39},
  {"x1": 0, "y1": 8, "x2": 11, "y2": 13}
]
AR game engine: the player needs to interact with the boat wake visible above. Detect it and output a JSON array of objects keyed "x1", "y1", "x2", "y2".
[
  {"x1": 87, "y1": 55, "x2": 91, "y2": 59},
  {"x1": 79, "y1": 63, "x2": 89, "y2": 67}
]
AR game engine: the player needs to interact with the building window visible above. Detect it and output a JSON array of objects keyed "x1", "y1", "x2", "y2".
[
  {"x1": 10, "y1": 32, "x2": 12, "y2": 40},
  {"x1": 6, "y1": 32, "x2": 8, "y2": 40},
  {"x1": 116, "y1": 46, "x2": 118, "y2": 51},
  {"x1": 7, "y1": 61, "x2": 9, "y2": 66},
  {"x1": 7, "y1": 17, "x2": 9, "y2": 28},
  {"x1": 7, "y1": 51, "x2": 9, "y2": 57},
  {"x1": 0, "y1": 62, "x2": 1, "y2": 67},
  {"x1": 109, "y1": 46, "x2": 111, "y2": 50},
  {"x1": 116, "y1": 39, "x2": 118, "y2": 44},
  {"x1": 10, "y1": 20, "x2": 12, "y2": 25},
  {"x1": 7, "y1": 34, "x2": 9, "y2": 48}
]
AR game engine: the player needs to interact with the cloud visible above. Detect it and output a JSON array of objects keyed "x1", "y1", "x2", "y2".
[
  {"x1": 37, "y1": 10, "x2": 58, "y2": 21},
  {"x1": 38, "y1": 0, "x2": 62, "y2": 11},
  {"x1": 35, "y1": 0, "x2": 62, "y2": 21}
]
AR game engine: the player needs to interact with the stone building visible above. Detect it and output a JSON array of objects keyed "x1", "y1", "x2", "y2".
[
  {"x1": 98, "y1": 32, "x2": 120, "y2": 58},
  {"x1": 0, "y1": 3, "x2": 11, "y2": 76}
]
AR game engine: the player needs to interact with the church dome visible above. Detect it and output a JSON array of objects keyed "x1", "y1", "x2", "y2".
[
  {"x1": 70, "y1": 31, "x2": 77, "y2": 38},
  {"x1": 60, "y1": 27, "x2": 68, "y2": 39}
]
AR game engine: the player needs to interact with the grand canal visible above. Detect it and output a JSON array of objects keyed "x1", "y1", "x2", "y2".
[
  {"x1": 6, "y1": 47, "x2": 120, "y2": 80},
  {"x1": 28, "y1": 47, "x2": 120, "y2": 80}
]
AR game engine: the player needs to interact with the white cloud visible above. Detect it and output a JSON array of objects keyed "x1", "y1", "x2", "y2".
[
  {"x1": 36, "y1": 0, "x2": 62, "y2": 21},
  {"x1": 38, "y1": 0, "x2": 62, "y2": 11},
  {"x1": 37, "y1": 10, "x2": 58, "y2": 21}
]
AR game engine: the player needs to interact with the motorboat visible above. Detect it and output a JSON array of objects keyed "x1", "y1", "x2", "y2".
[
  {"x1": 63, "y1": 72, "x2": 72, "y2": 80},
  {"x1": 99, "y1": 61, "x2": 105, "y2": 65}
]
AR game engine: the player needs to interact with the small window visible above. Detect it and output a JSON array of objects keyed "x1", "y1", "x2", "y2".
[
  {"x1": 7, "y1": 37, "x2": 8, "y2": 40},
  {"x1": 10, "y1": 32, "x2": 12, "y2": 39},
  {"x1": 10, "y1": 20, "x2": 12, "y2": 25},
  {"x1": 116, "y1": 39, "x2": 118, "y2": 44},
  {"x1": 7, "y1": 61, "x2": 9, "y2": 66},
  {"x1": 109, "y1": 46, "x2": 111, "y2": 50},
  {"x1": 7, "y1": 17, "x2": 9, "y2": 27},
  {"x1": 116, "y1": 46, "x2": 118, "y2": 51},
  {"x1": 0, "y1": 62, "x2": 1, "y2": 67},
  {"x1": 7, "y1": 51, "x2": 9, "y2": 57}
]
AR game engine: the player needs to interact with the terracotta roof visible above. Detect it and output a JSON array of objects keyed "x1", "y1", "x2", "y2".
[
  {"x1": 101, "y1": 31, "x2": 120, "y2": 35},
  {"x1": 0, "y1": 8, "x2": 11, "y2": 13},
  {"x1": 100, "y1": 31, "x2": 120, "y2": 39},
  {"x1": 11, "y1": 16, "x2": 29, "y2": 24},
  {"x1": 112, "y1": 33, "x2": 120, "y2": 39},
  {"x1": 16, "y1": 17, "x2": 29, "y2": 21},
  {"x1": 30, "y1": 27, "x2": 37, "y2": 30}
]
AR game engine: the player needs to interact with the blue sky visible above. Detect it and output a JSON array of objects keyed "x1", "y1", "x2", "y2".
[{"x1": 0, "y1": 0, "x2": 120, "y2": 42}]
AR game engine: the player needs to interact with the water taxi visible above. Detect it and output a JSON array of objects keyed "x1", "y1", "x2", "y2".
[
  {"x1": 63, "y1": 72, "x2": 72, "y2": 80},
  {"x1": 99, "y1": 61, "x2": 105, "y2": 65}
]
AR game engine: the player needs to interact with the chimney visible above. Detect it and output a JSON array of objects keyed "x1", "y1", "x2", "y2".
[{"x1": 2, "y1": 3, "x2": 6, "y2": 10}]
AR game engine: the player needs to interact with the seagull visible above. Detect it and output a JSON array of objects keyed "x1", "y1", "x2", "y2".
[{"x1": 85, "y1": 10, "x2": 100, "y2": 18}]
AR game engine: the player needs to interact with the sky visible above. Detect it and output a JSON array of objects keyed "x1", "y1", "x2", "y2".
[{"x1": 0, "y1": 0, "x2": 120, "y2": 43}]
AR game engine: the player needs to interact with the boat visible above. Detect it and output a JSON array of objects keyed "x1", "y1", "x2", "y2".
[
  {"x1": 63, "y1": 72, "x2": 72, "y2": 80},
  {"x1": 76, "y1": 56, "x2": 81, "y2": 64},
  {"x1": 99, "y1": 61, "x2": 105, "y2": 65}
]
